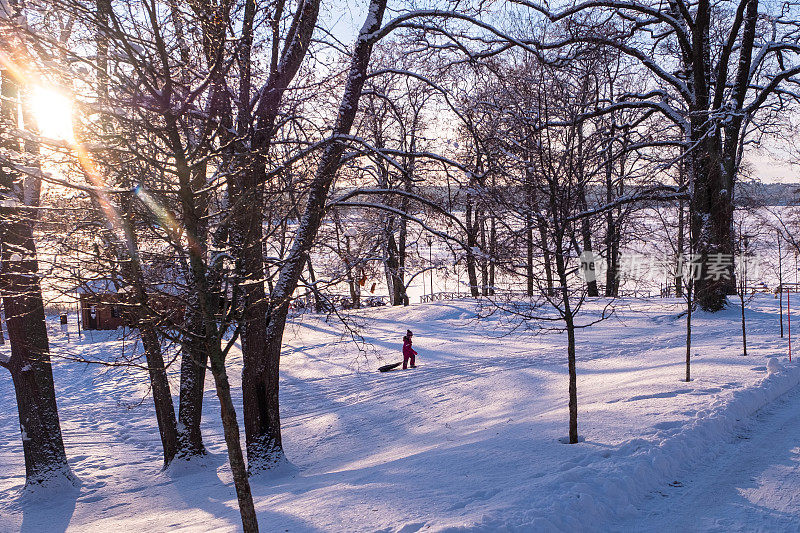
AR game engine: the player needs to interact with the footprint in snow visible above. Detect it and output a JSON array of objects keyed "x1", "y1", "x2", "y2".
[{"x1": 396, "y1": 523, "x2": 426, "y2": 533}]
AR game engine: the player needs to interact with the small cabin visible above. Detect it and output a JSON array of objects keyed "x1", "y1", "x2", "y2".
[
  {"x1": 78, "y1": 278, "x2": 126, "y2": 330},
  {"x1": 79, "y1": 293, "x2": 127, "y2": 330},
  {"x1": 77, "y1": 277, "x2": 184, "y2": 330}
]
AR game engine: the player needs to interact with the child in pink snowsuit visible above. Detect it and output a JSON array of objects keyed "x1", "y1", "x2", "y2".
[{"x1": 403, "y1": 329, "x2": 417, "y2": 369}]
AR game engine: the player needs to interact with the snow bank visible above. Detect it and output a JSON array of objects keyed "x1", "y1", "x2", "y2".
[
  {"x1": 767, "y1": 357, "x2": 784, "y2": 374},
  {"x1": 467, "y1": 357, "x2": 800, "y2": 532}
]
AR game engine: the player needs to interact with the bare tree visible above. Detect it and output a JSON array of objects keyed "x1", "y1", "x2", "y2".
[
  {"x1": 0, "y1": 0, "x2": 72, "y2": 486},
  {"x1": 517, "y1": 0, "x2": 800, "y2": 310}
]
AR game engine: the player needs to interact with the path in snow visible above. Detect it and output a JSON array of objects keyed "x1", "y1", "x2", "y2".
[{"x1": 619, "y1": 385, "x2": 800, "y2": 532}]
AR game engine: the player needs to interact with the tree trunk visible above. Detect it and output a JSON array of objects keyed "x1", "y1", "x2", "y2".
[
  {"x1": 686, "y1": 274, "x2": 693, "y2": 382},
  {"x1": 235, "y1": 178, "x2": 274, "y2": 470},
  {"x1": 209, "y1": 350, "x2": 258, "y2": 532},
  {"x1": 399, "y1": 169, "x2": 410, "y2": 305},
  {"x1": 348, "y1": 271, "x2": 361, "y2": 309},
  {"x1": 604, "y1": 211, "x2": 619, "y2": 297},
  {"x1": 526, "y1": 211, "x2": 534, "y2": 297},
  {"x1": 246, "y1": 0, "x2": 386, "y2": 472},
  {"x1": 305, "y1": 257, "x2": 325, "y2": 312},
  {"x1": 685, "y1": 199, "x2": 694, "y2": 382},
  {"x1": 690, "y1": 133, "x2": 730, "y2": 311},
  {"x1": 0, "y1": 61, "x2": 72, "y2": 486},
  {"x1": 603, "y1": 130, "x2": 619, "y2": 297},
  {"x1": 177, "y1": 163, "x2": 210, "y2": 458},
  {"x1": 718, "y1": 0, "x2": 758, "y2": 299},
  {"x1": 488, "y1": 216, "x2": 496, "y2": 295},
  {"x1": 479, "y1": 212, "x2": 489, "y2": 297},
  {"x1": 675, "y1": 198, "x2": 684, "y2": 298},
  {"x1": 740, "y1": 291, "x2": 747, "y2": 356},
  {"x1": 739, "y1": 243, "x2": 748, "y2": 356},
  {"x1": 178, "y1": 314, "x2": 207, "y2": 456},
  {"x1": 228, "y1": 0, "x2": 320, "y2": 472},
  {"x1": 538, "y1": 223, "x2": 554, "y2": 295},
  {"x1": 689, "y1": 1, "x2": 734, "y2": 311},
  {"x1": 554, "y1": 231, "x2": 578, "y2": 444},
  {"x1": 2, "y1": 255, "x2": 72, "y2": 484},
  {"x1": 565, "y1": 309, "x2": 578, "y2": 444},
  {"x1": 779, "y1": 231, "x2": 784, "y2": 338},
  {"x1": 386, "y1": 229, "x2": 405, "y2": 306},
  {"x1": 120, "y1": 197, "x2": 181, "y2": 467},
  {"x1": 465, "y1": 199, "x2": 479, "y2": 297},
  {"x1": 140, "y1": 321, "x2": 180, "y2": 466}
]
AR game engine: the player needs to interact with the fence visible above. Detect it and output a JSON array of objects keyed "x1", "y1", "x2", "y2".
[
  {"x1": 292, "y1": 293, "x2": 391, "y2": 313},
  {"x1": 420, "y1": 287, "x2": 664, "y2": 303}
]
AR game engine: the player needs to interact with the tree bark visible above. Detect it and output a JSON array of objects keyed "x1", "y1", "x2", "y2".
[
  {"x1": 603, "y1": 126, "x2": 620, "y2": 297},
  {"x1": 538, "y1": 222, "x2": 554, "y2": 295},
  {"x1": 176, "y1": 160, "x2": 211, "y2": 458},
  {"x1": 246, "y1": 0, "x2": 386, "y2": 471},
  {"x1": 178, "y1": 310, "x2": 208, "y2": 456},
  {"x1": 209, "y1": 350, "x2": 259, "y2": 532},
  {"x1": 386, "y1": 229, "x2": 405, "y2": 305},
  {"x1": 554, "y1": 226, "x2": 578, "y2": 444},
  {"x1": 465, "y1": 199, "x2": 479, "y2": 297},
  {"x1": 230, "y1": 0, "x2": 320, "y2": 472},
  {"x1": 119, "y1": 195, "x2": 181, "y2": 467},
  {"x1": 675, "y1": 198, "x2": 685, "y2": 298},
  {"x1": 305, "y1": 257, "x2": 325, "y2": 312},
  {"x1": 1, "y1": 234, "x2": 72, "y2": 484},
  {"x1": 686, "y1": 274, "x2": 693, "y2": 382},
  {"x1": 526, "y1": 210, "x2": 534, "y2": 297},
  {"x1": 688, "y1": 0, "x2": 747, "y2": 311},
  {"x1": 479, "y1": 211, "x2": 489, "y2": 296},
  {"x1": 139, "y1": 320, "x2": 180, "y2": 466},
  {"x1": 488, "y1": 216, "x2": 496, "y2": 295},
  {"x1": 0, "y1": 66, "x2": 71, "y2": 485}
]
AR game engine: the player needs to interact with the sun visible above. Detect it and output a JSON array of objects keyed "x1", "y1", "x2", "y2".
[{"x1": 29, "y1": 85, "x2": 74, "y2": 142}]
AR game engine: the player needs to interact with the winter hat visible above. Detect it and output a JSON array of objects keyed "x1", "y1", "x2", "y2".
[{"x1": 407, "y1": 329, "x2": 413, "y2": 337}]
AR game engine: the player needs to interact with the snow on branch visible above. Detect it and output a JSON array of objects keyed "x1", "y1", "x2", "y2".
[{"x1": 568, "y1": 185, "x2": 689, "y2": 222}]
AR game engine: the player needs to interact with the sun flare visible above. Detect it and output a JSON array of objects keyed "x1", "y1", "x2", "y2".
[{"x1": 29, "y1": 85, "x2": 74, "y2": 142}]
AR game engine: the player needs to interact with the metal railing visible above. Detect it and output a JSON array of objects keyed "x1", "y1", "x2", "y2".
[{"x1": 292, "y1": 293, "x2": 391, "y2": 313}]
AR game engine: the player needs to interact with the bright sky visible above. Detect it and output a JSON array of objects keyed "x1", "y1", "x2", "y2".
[{"x1": 326, "y1": 1, "x2": 800, "y2": 184}]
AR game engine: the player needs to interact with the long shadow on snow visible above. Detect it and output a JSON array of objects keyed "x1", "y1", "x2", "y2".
[
  {"x1": 168, "y1": 454, "x2": 322, "y2": 532},
  {"x1": 248, "y1": 417, "x2": 625, "y2": 530},
  {"x1": 279, "y1": 354, "x2": 520, "y2": 423},
  {"x1": 18, "y1": 486, "x2": 78, "y2": 533}
]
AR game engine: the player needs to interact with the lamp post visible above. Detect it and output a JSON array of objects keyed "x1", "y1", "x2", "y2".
[
  {"x1": 456, "y1": 261, "x2": 461, "y2": 296},
  {"x1": 428, "y1": 238, "x2": 434, "y2": 298}
]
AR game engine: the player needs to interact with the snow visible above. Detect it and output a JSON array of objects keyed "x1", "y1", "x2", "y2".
[
  {"x1": 617, "y1": 381, "x2": 800, "y2": 531},
  {"x1": 767, "y1": 357, "x2": 784, "y2": 375},
  {"x1": 0, "y1": 295, "x2": 798, "y2": 531}
]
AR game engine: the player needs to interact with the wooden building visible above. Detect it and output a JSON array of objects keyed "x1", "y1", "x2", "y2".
[
  {"x1": 78, "y1": 277, "x2": 184, "y2": 330},
  {"x1": 78, "y1": 278, "x2": 125, "y2": 330}
]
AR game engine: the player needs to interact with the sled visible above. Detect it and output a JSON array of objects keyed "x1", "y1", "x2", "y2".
[{"x1": 378, "y1": 362, "x2": 403, "y2": 372}]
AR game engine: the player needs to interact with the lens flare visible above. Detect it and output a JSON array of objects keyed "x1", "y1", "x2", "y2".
[
  {"x1": 134, "y1": 185, "x2": 180, "y2": 234},
  {"x1": 29, "y1": 85, "x2": 74, "y2": 141}
]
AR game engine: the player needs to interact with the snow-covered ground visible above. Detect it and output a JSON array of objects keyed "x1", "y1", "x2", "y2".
[
  {"x1": 618, "y1": 383, "x2": 800, "y2": 532},
  {"x1": 1, "y1": 295, "x2": 799, "y2": 532}
]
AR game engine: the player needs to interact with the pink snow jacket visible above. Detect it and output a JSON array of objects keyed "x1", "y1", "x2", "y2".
[{"x1": 403, "y1": 339, "x2": 417, "y2": 357}]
